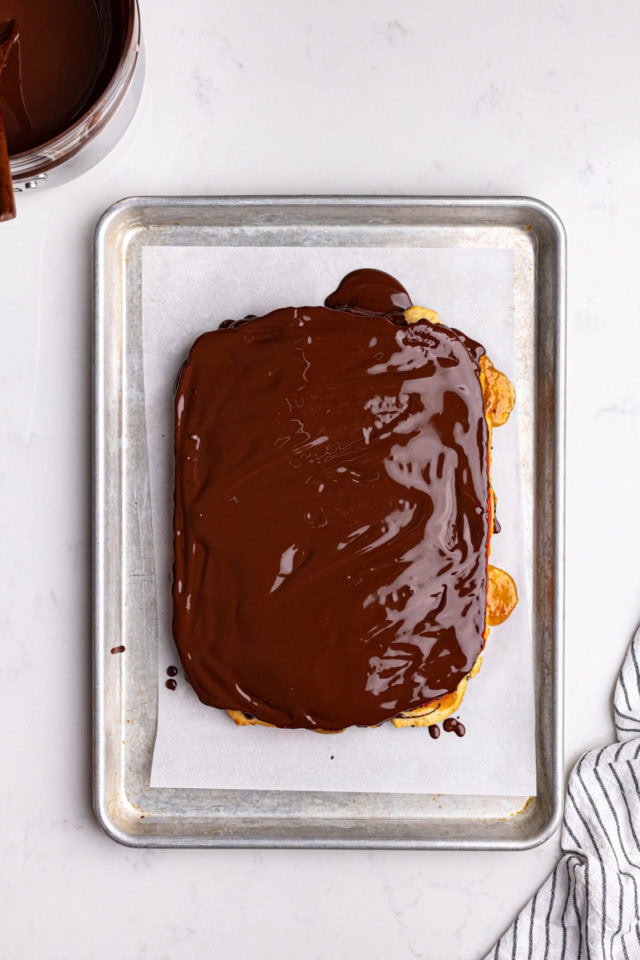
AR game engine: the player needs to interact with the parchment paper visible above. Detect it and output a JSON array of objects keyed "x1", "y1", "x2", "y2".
[{"x1": 144, "y1": 244, "x2": 536, "y2": 796}]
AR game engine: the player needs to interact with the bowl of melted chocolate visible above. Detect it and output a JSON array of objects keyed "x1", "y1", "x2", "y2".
[{"x1": 0, "y1": 0, "x2": 143, "y2": 190}]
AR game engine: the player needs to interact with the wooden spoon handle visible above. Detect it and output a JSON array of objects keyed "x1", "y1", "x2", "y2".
[
  {"x1": 0, "y1": 110, "x2": 15, "y2": 222},
  {"x1": 0, "y1": 19, "x2": 18, "y2": 222}
]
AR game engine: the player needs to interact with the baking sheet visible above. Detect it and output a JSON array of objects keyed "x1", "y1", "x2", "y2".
[
  {"x1": 143, "y1": 244, "x2": 536, "y2": 796},
  {"x1": 94, "y1": 195, "x2": 565, "y2": 848}
]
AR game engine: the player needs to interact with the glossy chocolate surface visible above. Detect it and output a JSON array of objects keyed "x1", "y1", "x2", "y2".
[
  {"x1": 173, "y1": 270, "x2": 489, "y2": 730},
  {"x1": 0, "y1": 0, "x2": 126, "y2": 155}
]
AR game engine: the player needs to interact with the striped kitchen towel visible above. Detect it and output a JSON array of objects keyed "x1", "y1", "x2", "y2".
[{"x1": 486, "y1": 624, "x2": 640, "y2": 959}]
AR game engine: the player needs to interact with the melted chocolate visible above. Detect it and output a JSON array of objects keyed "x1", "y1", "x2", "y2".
[
  {"x1": 428, "y1": 724, "x2": 441, "y2": 740},
  {"x1": 110, "y1": 644, "x2": 125, "y2": 654},
  {"x1": 173, "y1": 269, "x2": 489, "y2": 730},
  {"x1": 325, "y1": 268, "x2": 412, "y2": 317},
  {"x1": 166, "y1": 665, "x2": 178, "y2": 677},
  {"x1": 165, "y1": 679, "x2": 177, "y2": 691},
  {"x1": 442, "y1": 717, "x2": 466, "y2": 737},
  {"x1": 0, "y1": 0, "x2": 127, "y2": 155}
]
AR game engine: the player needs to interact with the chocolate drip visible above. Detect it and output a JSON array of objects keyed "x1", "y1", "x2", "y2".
[
  {"x1": 442, "y1": 717, "x2": 466, "y2": 737},
  {"x1": 173, "y1": 270, "x2": 489, "y2": 730},
  {"x1": 324, "y1": 268, "x2": 412, "y2": 317}
]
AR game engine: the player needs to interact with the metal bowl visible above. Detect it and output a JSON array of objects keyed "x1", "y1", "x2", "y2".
[{"x1": 9, "y1": 0, "x2": 144, "y2": 193}]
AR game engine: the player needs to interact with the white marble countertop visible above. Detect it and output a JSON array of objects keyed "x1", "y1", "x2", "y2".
[{"x1": 2, "y1": 1, "x2": 639, "y2": 957}]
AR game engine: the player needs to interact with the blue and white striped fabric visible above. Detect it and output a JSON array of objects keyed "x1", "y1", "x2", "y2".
[{"x1": 486, "y1": 625, "x2": 640, "y2": 959}]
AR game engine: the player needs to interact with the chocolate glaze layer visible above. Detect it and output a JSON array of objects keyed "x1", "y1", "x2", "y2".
[{"x1": 173, "y1": 270, "x2": 489, "y2": 730}]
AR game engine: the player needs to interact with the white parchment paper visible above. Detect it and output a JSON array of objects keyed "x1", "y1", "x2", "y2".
[{"x1": 143, "y1": 244, "x2": 536, "y2": 796}]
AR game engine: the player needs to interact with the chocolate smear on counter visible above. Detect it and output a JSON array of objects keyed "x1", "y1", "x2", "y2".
[
  {"x1": 165, "y1": 678, "x2": 177, "y2": 691},
  {"x1": 173, "y1": 269, "x2": 489, "y2": 730},
  {"x1": 110, "y1": 645, "x2": 125, "y2": 654}
]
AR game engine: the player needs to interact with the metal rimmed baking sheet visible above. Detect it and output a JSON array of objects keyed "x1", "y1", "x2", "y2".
[{"x1": 93, "y1": 196, "x2": 565, "y2": 848}]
